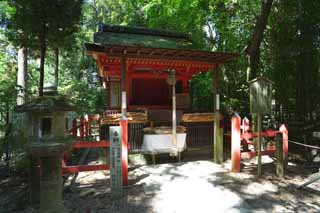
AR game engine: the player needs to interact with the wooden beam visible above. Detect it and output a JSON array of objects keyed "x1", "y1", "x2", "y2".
[
  {"x1": 73, "y1": 141, "x2": 110, "y2": 149},
  {"x1": 62, "y1": 164, "x2": 109, "y2": 173}
]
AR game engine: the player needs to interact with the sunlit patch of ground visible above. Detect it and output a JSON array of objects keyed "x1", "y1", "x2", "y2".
[
  {"x1": 1, "y1": 153, "x2": 320, "y2": 213},
  {"x1": 61, "y1": 159, "x2": 320, "y2": 213}
]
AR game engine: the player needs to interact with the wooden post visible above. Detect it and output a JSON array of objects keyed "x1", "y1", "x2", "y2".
[
  {"x1": 72, "y1": 118, "x2": 77, "y2": 138},
  {"x1": 252, "y1": 115, "x2": 258, "y2": 153},
  {"x1": 242, "y1": 117, "x2": 250, "y2": 151},
  {"x1": 257, "y1": 113, "x2": 262, "y2": 176},
  {"x1": 172, "y1": 75, "x2": 177, "y2": 147},
  {"x1": 121, "y1": 57, "x2": 127, "y2": 118},
  {"x1": 279, "y1": 124, "x2": 288, "y2": 169},
  {"x1": 120, "y1": 120, "x2": 128, "y2": 186},
  {"x1": 84, "y1": 114, "x2": 89, "y2": 138},
  {"x1": 166, "y1": 70, "x2": 177, "y2": 155},
  {"x1": 120, "y1": 56, "x2": 128, "y2": 187},
  {"x1": 213, "y1": 69, "x2": 223, "y2": 163},
  {"x1": 214, "y1": 70, "x2": 218, "y2": 109},
  {"x1": 182, "y1": 78, "x2": 188, "y2": 93},
  {"x1": 276, "y1": 132, "x2": 284, "y2": 178},
  {"x1": 231, "y1": 115, "x2": 241, "y2": 172},
  {"x1": 220, "y1": 124, "x2": 224, "y2": 162},
  {"x1": 79, "y1": 117, "x2": 85, "y2": 139},
  {"x1": 214, "y1": 112, "x2": 223, "y2": 163}
]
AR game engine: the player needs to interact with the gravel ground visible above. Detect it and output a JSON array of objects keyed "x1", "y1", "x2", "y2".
[
  {"x1": 62, "y1": 156, "x2": 320, "y2": 213},
  {"x1": 1, "y1": 152, "x2": 319, "y2": 213}
]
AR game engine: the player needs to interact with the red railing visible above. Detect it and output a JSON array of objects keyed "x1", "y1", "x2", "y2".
[
  {"x1": 63, "y1": 114, "x2": 128, "y2": 186},
  {"x1": 231, "y1": 115, "x2": 288, "y2": 172}
]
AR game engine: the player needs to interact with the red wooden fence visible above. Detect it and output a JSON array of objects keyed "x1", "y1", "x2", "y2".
[
  {"x1": 63, "y1": 115, "x2": 128, "y2": 186},
  {"x1": 231, "y1": 115, "x2": 288, "y2": 172}
]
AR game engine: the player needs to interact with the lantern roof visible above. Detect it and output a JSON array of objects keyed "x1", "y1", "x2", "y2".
[
  {"x1": 249, "y1": 76, "x2": 273, "y2": 85},
  {"x1": 15, "y1": 95, "x2": 74, "y2": 113}
]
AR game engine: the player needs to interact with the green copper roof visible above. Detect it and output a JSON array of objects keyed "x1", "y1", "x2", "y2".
[{"x1": 93, "y1": 25, "x2": 196, "y2": 50}]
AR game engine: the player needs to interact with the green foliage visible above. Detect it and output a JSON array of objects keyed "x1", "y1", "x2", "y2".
[
  {"x1": 0, "y1": 0, "x2": 15, "y2": 24},
  {"x1": 1, "y1": 0, "x2": 320, "y2": 162},
  {"x1": 7, "y1": 0, "x2": 83, "y2": 96},
  {"x1": 190, "y1": 72, "x2": 214, "y2": 111},
  {"x1": 8, "y1": 0, "x2": 83, "y2": 46},
  {"x1": 266, "y1": 0, "x2": 320, "y2": 118}
]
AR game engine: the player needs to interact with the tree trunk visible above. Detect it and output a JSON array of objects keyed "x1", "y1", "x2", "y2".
[
  {"x1": 39, "y1": 22, "x2": 46, "y2": 97},
  {"x1": 246, "y1": 0, "x2": 274, "y2": 79},
  {"x1": 54, "y1": 48, "x2": 59, "y2": 88},
  {"x1": 17, "y1": 47, "x2": 27, "y2": 105},
  {"x1": 4, "y1": 101, "x2": 11, "y2": 163}
]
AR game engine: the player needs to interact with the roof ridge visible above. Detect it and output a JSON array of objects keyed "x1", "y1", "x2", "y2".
[{"x1": 98, "y1": 24, "x2": 191, "y2": 40}]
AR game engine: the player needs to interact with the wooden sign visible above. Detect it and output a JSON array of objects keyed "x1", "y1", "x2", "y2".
[
  {"x1": 250, "y1": 77, "x2": 272, "y2": 114},
  {"x1": 109, "y1": 126, "x2": 122, "y2": 199}
]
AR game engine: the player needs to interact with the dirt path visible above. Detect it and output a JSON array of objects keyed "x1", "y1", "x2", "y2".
[
  {"x1": 63, "y1": 158, "x2": 320, "y2": 213},
  {"x1": 1, "y1": 154, "x2": 319, "y2": 212}
]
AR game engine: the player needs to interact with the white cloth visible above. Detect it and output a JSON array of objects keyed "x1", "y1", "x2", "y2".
[{"x1": 142, "y1": 133, "x2": 187, "y2": 154}]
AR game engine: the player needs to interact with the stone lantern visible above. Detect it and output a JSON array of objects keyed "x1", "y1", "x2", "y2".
[{"x1": 15, "y1": 94, "x2": 73, "y2": 212}]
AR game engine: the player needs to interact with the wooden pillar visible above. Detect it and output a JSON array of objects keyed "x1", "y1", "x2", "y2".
[
  {"x1": 231, "y1": 115, "x2": 241, "y2": 172},
  {"x1": 84, "y1": 114, "x2": 89, "y2": 138},
  {"x1": 126, "y1": 73, "x2": 130, "y2": 110},
  {"x1": 107, "y1": 80, "x2": 111, "y2": 109},
  {"x1": 276, "y1": 132, "x2": 284, "y2": 178},
  {"x1": 72, "y1": 118, "x2": 77, "y2": 138},
  {"x1": 121, "y1": 57, "x2": 127, "y2": 118},
  {"x1": 120, "y1": 56, "x2": 128, "y2": 186},
  {"x1": 214, "y1": 113, "x2": 223, "y2": 163},
  {"x1": 79, "y1": 117, "x2": 84, "y2": 139},
  {"x1": 214, "y1": 70, "x2": 219, "y2": 112},
  {"x1": 257, "y1": 113, "x2": 262, "y2": 176},
  {"x1": 242, "y1": 117, "x2": 250, "y2": 151},
  {"x1": 182, "y1": 78, "x2": 188, "y2": 93},
  {"x1": 213, "y1": 69, "x2": 223, "y2": 163},
  {"x1": 172, "y1": 72, "x2": 177, "y2": 147},
  {"x1": 279, "y1": 124, "x2": 288, "y2": 169},
  {"x1": 120, "y1": 120, "x2": 128, "y2": 186}
]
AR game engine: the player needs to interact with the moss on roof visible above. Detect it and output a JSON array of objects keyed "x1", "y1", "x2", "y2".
[
  {"x1": 94, "y1": 25, "x2": 196, "y2": 50},
  {"x1": 15, "y1": 95, "x2": 74, "y2": 113}
]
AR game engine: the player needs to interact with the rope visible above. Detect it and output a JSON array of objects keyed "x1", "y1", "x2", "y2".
[{"x1": 288, "y1": 139, "x2": 320, "y2": 150}]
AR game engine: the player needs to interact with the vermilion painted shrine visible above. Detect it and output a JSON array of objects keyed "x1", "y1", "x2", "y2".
[
  {"x1": 84, "y1": 25, "x2": 238, "y2": 155},
  {"x1": 85, "y1": 25, "x2": 237, "y2": 110}
]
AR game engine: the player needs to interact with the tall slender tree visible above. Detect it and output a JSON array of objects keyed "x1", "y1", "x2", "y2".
[
  {"x1": 9, "y1": 0, "x2": 83, "y2": 96},
  {"x1": 246, "y1": 0, "x2": 274, "y2": 80}
]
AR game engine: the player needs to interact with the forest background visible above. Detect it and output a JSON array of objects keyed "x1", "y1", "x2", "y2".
[{"x1": 1, "y1": 0, "x2": 320, "y2": 165}]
